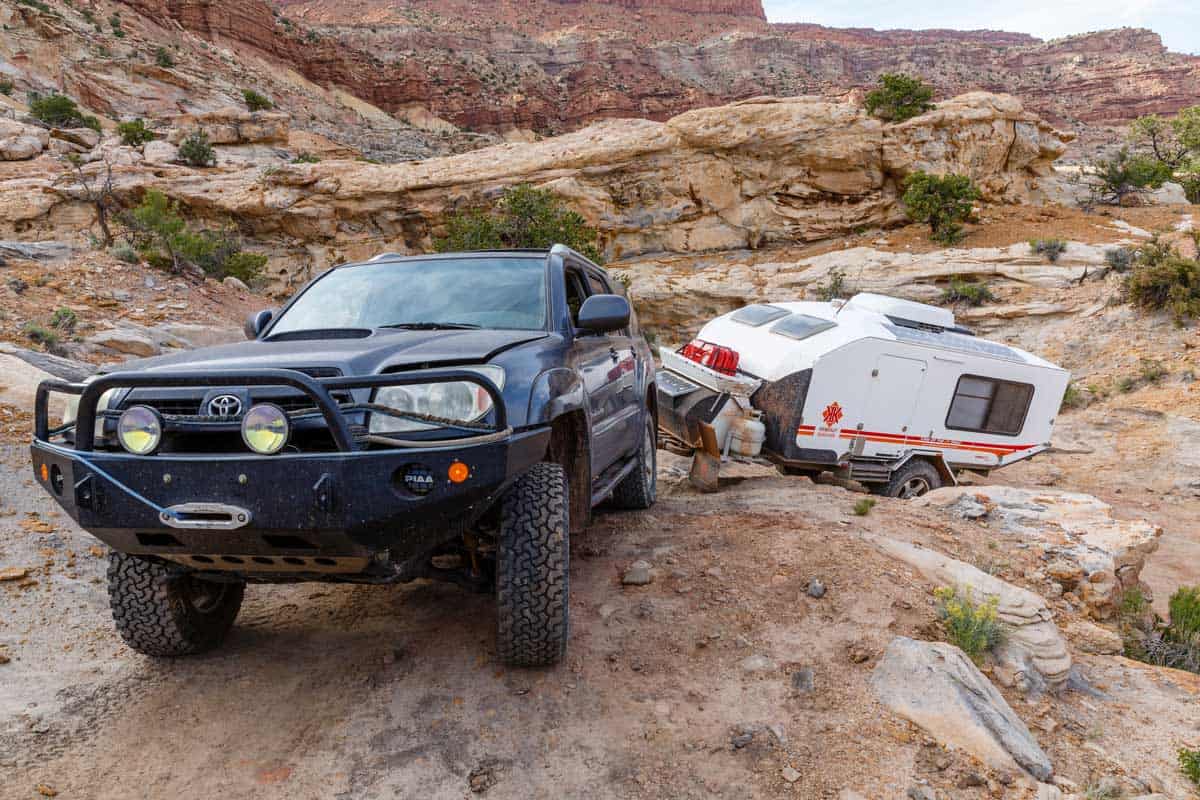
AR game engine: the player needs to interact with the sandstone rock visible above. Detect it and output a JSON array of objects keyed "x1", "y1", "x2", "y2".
[
  {"x1": 86, "y1": 329, "x2": 161, "y2": 358},
  {"x1": 622, "y1": 560, "x2": 653, "y2": 586},
  {"x1": 1064, "y1": 620, "x2": 1124, "y2": 655},
  {"x1": 867, "y1": 535, "x2": 1072, "y2": 689},
  {"x1": 50, "y1": 127, "x2": 100, "y2": 149},
  {"x1": 222, "y1": 276, "x2": 250, "y2": 292},
  {"x1": 871, "y1": 637, "x2": 1053, "y2": 780},
  {"x1": 0, "y1": 354, "x2": 57, "y2": 410},
  {"x1": 917, "y1": 487, "x2": 1162, "y2": 620},
  {"x1": 0, "y1": 344, "x2": 93, "y2": 383},
  {"x1": 142, "y1": 140, "x2": 179, "y2": 165},
  {"x1": 0, "y1": 118, "x2": 48, "y2": 161},
  {"x1": 0, "y1": 241, "x2": 73, "y2": 262},
  {"x1": 166, "y1": 108, "x2": 290, "y2": 146},
  {"x1": 1149, "y1": 182, "x2": 1189, "y2": 205}
]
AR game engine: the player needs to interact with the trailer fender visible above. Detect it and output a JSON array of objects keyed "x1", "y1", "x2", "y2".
[{"x1": 895, "y1": 451, "x2": 957, "y2": 487}]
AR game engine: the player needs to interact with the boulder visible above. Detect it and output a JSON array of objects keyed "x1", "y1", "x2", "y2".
[
  {"x1": 917, "y1": 487, "x2": 1162, "y2": 620},
  {"x1": 0, "y1": 344, "x2": 93, "y2": 383},
  {"x1": 166, "y1": 107, "x2": 290, "y2": 146},
  {"x1": 142, "y1": 140, "x2": 179, "y2": 165},
  {"x1": 0, "y1": 118, "x2": 49, "y2": 161},
  {"x1": 1064, "y1": 620, "x2": 1124, "y2": 655},
  {"x1": 86, "y1": 328, "x2": 161, "y2": 358},
  {"x1": 871, "y1": 637, "x2": 1053, "y2": 780},
  {"x1": 0, "y1": 241, "x2": 73, "y2": 262},
  {"x1": 867, "y1": 535, "x2": 1072, "y2": 689},
  {"x1": 0, "y1": 354, "x2": 57, "y2": 409},
  {"x1": 50, "y1": 127, "x2": 100, "y2": 149},
  {"x1": 1149, "y1": 182, "x2": 1189, "y2": 205}
]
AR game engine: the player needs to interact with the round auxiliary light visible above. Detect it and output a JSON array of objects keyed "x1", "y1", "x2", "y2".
[
  {"x1": 117, "y1": 405, "x2": 163, "y2": 455},
  {"x1": 241, "y1": 403, "x2": 290, "y2": 455}
]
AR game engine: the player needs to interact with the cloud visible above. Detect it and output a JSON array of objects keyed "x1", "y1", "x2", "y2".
[{"x1": 761, "y1": 0, "x2": 1200, "y2": 53}]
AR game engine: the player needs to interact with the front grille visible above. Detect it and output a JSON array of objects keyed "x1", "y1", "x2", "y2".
[
  {"x1": 135, "y1": 398, "x2": 203, "y2": 416},
  {"x1": 271, "y1": 391, "x2": 353, "y2": 413}
]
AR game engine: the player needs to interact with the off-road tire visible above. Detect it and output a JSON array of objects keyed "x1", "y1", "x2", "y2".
[
  {"x1": 610, "y1": 413, "x2": 657, "y2": 510},
  {"x1": 496, "y1": 462, "x2": 569, "y2": 667},
  {"x1": 108, "y1": 553, "x2": 244, "y2": 657},
  {"x1": 873, "y1": 459, "x2": 944, "y2": 499}
]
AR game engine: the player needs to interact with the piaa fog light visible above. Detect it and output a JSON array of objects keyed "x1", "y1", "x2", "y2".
[
  {"x1": 117, "y1": 405, "x2": 163, "y2": 455},
  {"x1": 241, "y1": 403, "x2": 290, "y2": 455}
]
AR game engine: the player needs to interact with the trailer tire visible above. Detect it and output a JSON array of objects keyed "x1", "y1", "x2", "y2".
[
  {"x1": 874, "y1": 459, "x2": 943, "y2": 499},
  {"x1": 610, "y1": 413, "x2": 657, "y2": 510},
  {"x1": 496, "y1": 462, "x2": 569, "y2": 667},
  {"x1": 108, "y1": 553, "x2": 244, "y2": 657}
]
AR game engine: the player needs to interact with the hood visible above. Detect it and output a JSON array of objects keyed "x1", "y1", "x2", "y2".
[{"x1": 112, "y1": 329, "x2": 548, "y2": 376}]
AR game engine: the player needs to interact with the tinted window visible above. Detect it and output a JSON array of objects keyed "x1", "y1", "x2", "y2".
[
  {"x1": 270, "y1": 257, "x2": 548, "y2": 334},
  {"x1": 770, "y1": 314, "x2": 837, "y2": 341},
  {"x1": 731, "y1": 304, "x2": 791, "y2": 327},
  {"x1": 586, "y1": 272, "x2": 610, "y2": 295},
  {"x1": 945, "y1": 375, "x2": 1034, "y2": 436}
]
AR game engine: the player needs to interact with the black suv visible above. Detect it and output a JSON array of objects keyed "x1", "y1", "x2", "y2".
[{"x1": 31, "y1": 246, "x2": 657, "y2": 666}]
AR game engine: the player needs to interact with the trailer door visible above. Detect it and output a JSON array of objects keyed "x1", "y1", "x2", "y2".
[{"x1": 864, "y1": 355, "x2": 927, "y2": 451}]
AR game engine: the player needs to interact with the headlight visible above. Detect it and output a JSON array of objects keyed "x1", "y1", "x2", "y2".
[
  {"x1": 241, "y1": 403, "x2": 290, "y2": 455},
  {"x1": 117, "y1": 405, "x2": 163, "y2": 455},
  {"x1": 369, "y1": 366, "x2": 505, "y2": 434}
]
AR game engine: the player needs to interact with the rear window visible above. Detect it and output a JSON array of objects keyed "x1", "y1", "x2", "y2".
[
  {"x1": 731, "y1": 304, "x2": 790, "y2": 327},
  {"x1": 945, "y1": 375, "x2": 1034, "y2": 436},
  {"x1": 770, "y1": 314, "x2": 837, "y2": 341}
]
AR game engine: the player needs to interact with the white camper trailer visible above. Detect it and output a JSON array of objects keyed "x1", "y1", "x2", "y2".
[{"x1": 656, "y1": 293, "x2": 1070, "y2": 496}]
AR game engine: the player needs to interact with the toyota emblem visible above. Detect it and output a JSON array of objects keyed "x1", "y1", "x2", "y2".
[{"x1": 207, "y1": 394, "x2": 243, "y2": 418}]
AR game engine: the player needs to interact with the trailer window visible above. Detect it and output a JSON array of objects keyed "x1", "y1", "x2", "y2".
[
  {"x1": 946, "y1": 375, "x2": 1034, "y2": 436},
  {"x1": 770, "y1": 314, "x2": 837, "y2": 341},
  {"x1": 732, "y1": 304, "x2": 790, "y2": 327}
]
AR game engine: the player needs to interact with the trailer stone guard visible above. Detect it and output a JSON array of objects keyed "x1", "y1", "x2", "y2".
[{"x1": 30, "y1": 367, "x2": 548, "y2": 581}]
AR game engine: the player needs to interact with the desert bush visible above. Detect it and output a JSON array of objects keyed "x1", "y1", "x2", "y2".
[
  {"x1": 29, "y1": 93, "x2": 100, "y2": 131},
  {"x1": 178, "y1": 129, "x2": 216, "y2": 167},
  {"x1": 1103, "y1": 246, "x2": 1136, "y2": 272},
  {"x1": 1030, "y1": 238, "x2": 1068, "y2": 262},
  {"x1": 901, "y1": 171, "x2": 980, "y2": 245},
  {"x1": 23, "y1": 322, "x2": 61, "y2": 353},
  {"x1": 117, "y1": 119, "x2": 155, "y2": 147},
  {"x1": 242, "y1": 88, "x2": 273, "y2": 111},
  {"x1": 1085, "y1": 148, "x2": 1172, "y2": 206},
  {"x1": 941, "y1": 277, "x2": 995, "y2": 306},
  {"x1": 50, "y1": 307, "x2": 77, "y2": 332},
  {"x1": 1129, "y1": 107, "x2": 1200, "y2": 169},
  {"x1": 853, "y1": 498, "x2": 876, "y2": 516},
  {"x1": 813, "y1": 267, "x2": 850, "y2": 301},
  {"x1": 154, "y1": 47, "x2": 174, "y2": 68},
  {"x1": 436, "y1": 183, "x2": 603, "y2": 262},
  {"x1": 934, "y1": 586, "x2": 1005, "y2": 663},
  {"x1": 0, "y1": 77, "x2": 13, "y2": 96},
  {"x1": 1138, "y1": 358, "x2": 1168, "y2": 384},
  {"x1": 1059, "y1": 383, "x2": 1087, "y2": 411},
  {"x1": 1182, "y1": 171, "x2": 1200, "y2": 205},
  {"x1": 1124, "y1": 241, "x2": 1200, "y2": 323},
  {"x1": 17, "y1": 0, "x2": 50, "y2": 11},
  {"x1": 1170, "y1": 586, "x2": 1200, "y2": 640},
  {"x1": 124, "y1": 191, "x2": 266, "y2": 282},
  {"x1": 1181, "y1": 747, "x2": 1200, "y2": 787},
  {"x1": 864, "y1": 73, "x2": 935, "y2": 123},
  {"x1": 291, "y1": 152, "x2": 320, "y2": 164},
  {"x1": 110, "y1": 242, "x2": 139, "y2": 263}
]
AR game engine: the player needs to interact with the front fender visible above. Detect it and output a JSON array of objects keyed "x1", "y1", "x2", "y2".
[{"x1": 527, "y1": 367, "x2": 586, "y2": 426}]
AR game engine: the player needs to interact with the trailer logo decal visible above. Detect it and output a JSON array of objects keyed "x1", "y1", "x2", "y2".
[{"x1": 821, "y1": 402, "x2": 844, "y2": 428}]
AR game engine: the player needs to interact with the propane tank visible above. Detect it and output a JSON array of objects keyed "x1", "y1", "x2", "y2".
[{"x1": 729, "y1": 411, "x2": 766, "y2": 457}]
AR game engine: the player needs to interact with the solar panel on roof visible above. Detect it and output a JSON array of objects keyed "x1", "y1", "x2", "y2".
[{"x1": 882, "y1": 323, "x2": 1029, "y2": 363}]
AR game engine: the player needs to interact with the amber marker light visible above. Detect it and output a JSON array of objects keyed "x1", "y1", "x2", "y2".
[
  {"x1": 39, "y1": 463, "x2": 49, "y2": 482},
  {"x1": 448, "y1": 461, "x2": 470, "y2": 484}
]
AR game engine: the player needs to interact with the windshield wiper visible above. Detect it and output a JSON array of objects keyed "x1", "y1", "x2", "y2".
[{"x1": 379, "y1": 322, "x2": 482, "y2": 330}]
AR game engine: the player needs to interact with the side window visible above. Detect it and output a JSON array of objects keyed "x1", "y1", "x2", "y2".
[
  {"x1": 945, "y1": 375, "x2": 1034, "y2": 436},
  {"x1": 586, "y1": 272, "x2": 610, "y2": 295},
  {"x1": 564, "y1": 270, "x2": 588, "y2": 327}
]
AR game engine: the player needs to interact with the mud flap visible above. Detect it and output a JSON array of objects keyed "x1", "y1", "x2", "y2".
[{"x1": 687, "y1": 422, "x2": 722, "y2": 493}]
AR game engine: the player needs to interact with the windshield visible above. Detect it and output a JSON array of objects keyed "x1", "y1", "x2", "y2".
[{"x1": 269, "y1": 257, "x2": 549, "y2": 335}]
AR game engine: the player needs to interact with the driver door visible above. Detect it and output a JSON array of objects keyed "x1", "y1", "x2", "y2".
[{"x1": 565, "y1": 265, "x2": 626, "y2": 478}]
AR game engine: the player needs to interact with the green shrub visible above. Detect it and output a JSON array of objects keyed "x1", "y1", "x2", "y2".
[
  {"x1": 1139, "y1": 358, "x2": 1168, "y2": 384},
  {"x1": 220, "y1": 250, "x2": 267, "y2": 283},
  {"x1": 109, "y1": 13, "x2": 124, "y2": 37},
  {"x1": 0, "y1": 77, "x2": 13, "y2": 96},
  {"x1": 178, "y1": 129, "x2": 216, "y2": 168},
  {"x1": 110, "y1": 242, "x2": 140, "y2": 263},
  {"x1": 941, "y1": 277, "x2": 995, "y2": 306},
  {"x1": 242, "y1": 88, "x2": 273, "y2": 111},
  {"x1": 23, "y1": 322, "x2": 61, "y2": 352},
  {"x1": 1182, "y1": 171, "x2": 1200, "y2": 205},
  {"x1": 1125, "y1": 243, "x2": 1200, "y2": 323},
  {"x1": 1181, "y1": 747, "x2": 1200, "y2": 787},
  {"x1": 29, "y1": 93, "x2": 96, "y2": 129},
  {"x1": 901, "y1": 171, "x2": 980, "y2": 245},
  {"x1": 17, "y1": 0, "x2": 50, "y2": 11},
  {"x1": 1060, "y1": 383, "x2": 1087, "y2": 411},
  {"x1": 1170, "y1": 586, "x2": 1200, "y2": 640},
  {"x1": 50, "y1": 307, "x2": 77, "y2": 332},
  {"x1": 864, "y1": 73, "x2": 935, "y2": 123},
  {"x1": 117, "y1": 119, "x2": 155, "y2": 147},
  {"x1": 1086, "y1": 148, "x2": 1173, "y2": 206},
  {"x1": 934, "y1": 586, "x2": 1005, "y2": 663},
  {"x1": 1104, "y1": 247, "x2": 1136, "y2": 272},
  {"x1": 435, "y1": 183, "x2": 603, "y2": 263},
  {"x1": 291, "y1": 152, "x2": 320, "y2": 164},
  {"x1": 1030, "y1": 238, "x2": 1068, "y2": 262},
  {"x1": 853, "y1": 498, "x2": 876, "y2": 516},
  {"x1": 813, "y1": 267, "x2": 850, "y2": 301},
  {"x1": 124, "y1": 190, "x2": 267, "y2": 281},
  {"x1": 154, "y1": 47, "x2": 174, "y2": 68}
]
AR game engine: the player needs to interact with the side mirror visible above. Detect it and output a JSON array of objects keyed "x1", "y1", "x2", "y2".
[
  {"x1": 244, "y1": 309, "x2": 274, "y2": 340},
  {"x1": 577, "y1": 294, "x2": 630, "y2": 334}
]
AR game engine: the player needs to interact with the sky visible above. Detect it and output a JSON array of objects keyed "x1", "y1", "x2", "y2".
[{"x1": 762, "y1": 0, "x2": 1200, "y2": 54}]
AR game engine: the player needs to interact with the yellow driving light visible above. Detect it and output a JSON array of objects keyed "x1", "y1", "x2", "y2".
[
  {"x1": 117, "y1": 405, "x2": 163, "y2": 455},
  {"x1": 241, "y1": 403, "x2": 290, "y2": 455}
]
